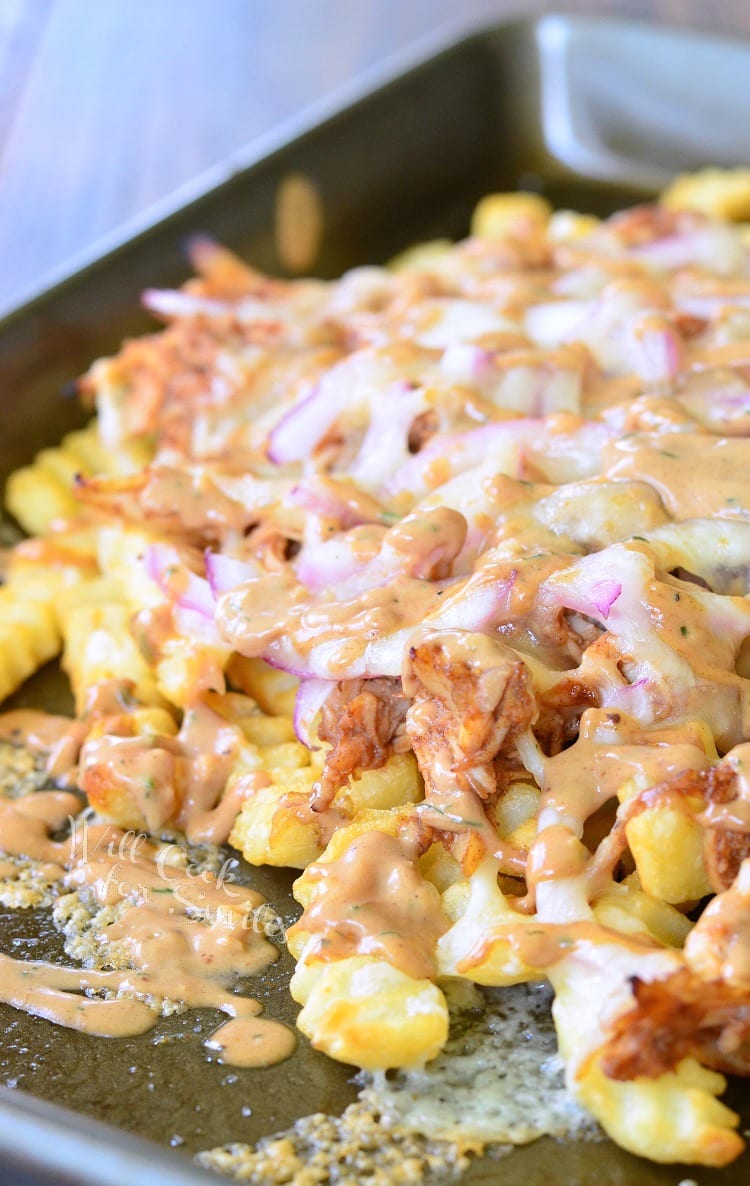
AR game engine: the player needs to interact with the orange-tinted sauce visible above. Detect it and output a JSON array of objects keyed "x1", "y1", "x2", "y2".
[
  {"x1": 287, "y1": 830, "x2": 448, "y2": 982},
  {"x1": 0, "y1": 774, "x2": 295, "y2": 1068}
]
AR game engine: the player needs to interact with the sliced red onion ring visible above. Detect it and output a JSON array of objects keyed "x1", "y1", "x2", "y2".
[
  {"x1": 588, "y1": 579, "x2": 622, "y2": 620},
  {"x1": 385, "y1": 421, "x2": 531, "y2": 497},
  {"x1": 260, "y1": 653, "x2": 313, "y2": 680},
  {"x1": 386, "y1": 418, "x2": 610, "y2": 498},
  {"x1": 597, "y1": 675, "x2": 654, "y2": 722},
  {"x1": 145, "y1": 544, "x2": 216, "y2": 618},
  {"x1": 258, "y1": 628, "x2": 407, "y2": 681},
  {"x1": 627, "y1": 235, "x2": 697, "y2": 272},
  {"x1": 347, "y1": 382, "x2": 428, "y2": 491},
  {"x1": 545, "y1": 557, "x2": 623, "y2": 624},
  {"x1": 630, "y1": 225, "x2": 744, "y2": 276},
  {"x1": 295, "y1": 508, "x2": 465, "y2": 599},
  {"x1": 267, "y1": 381, "x2": 326, "y2": 464},
  {"x1": 676, "y1": 292, "x2": 750, "y2": 318},
  {"x1": 294, "y1": 536, "x2": 371, "y2": 592},
  {"x1": 524, "y1": 299, "x2": 591, "y2": 348},
  {"x1": 549, "y1": 574, "x2": 622, "y2": 623},
  {"x1": 174, "y1": 605, "x2": 225, "y2": 649},
  {"x1": 143, "y1": 286, "x2": 295, "y2": 329},
  {"x1": 289, "y1": 478, "x2": 381, "y2": 528},
  {"x1": 677, "y1": 380, "x2": 750, "y2": 435},
  {"x1": 267, "y1": 353, "x2": 418, "y2": 466},
  {"x1": 205, "y1": 551, "x2": 260, "y2": 597},
  {"x1": 440, "y1": 344, "x2": 496, "y2": 387},
  {"x1": 293, "y1": 678, "x2": 335, "y2": 748},
  {"x1": 630, "y1": 321, "x2": 682, "y2": 386},
  {"x1": 425, "y1": 570, "x2": 516, "y2": 633},
  {"x1": 260, "y1": 572, "x2": 517, "y2": 682},
  {"x1": 267, "y1": 359, "x2": 364, "y2": 465}
]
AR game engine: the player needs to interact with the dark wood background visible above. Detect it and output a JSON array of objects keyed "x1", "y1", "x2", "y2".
[{"x1": 1, "y1": 0, "x2": 749, "y2": 314}]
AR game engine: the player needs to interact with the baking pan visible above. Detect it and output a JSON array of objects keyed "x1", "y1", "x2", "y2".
[{"x1": 2, "y1": 12, "x2": 750, "y2": 1185}]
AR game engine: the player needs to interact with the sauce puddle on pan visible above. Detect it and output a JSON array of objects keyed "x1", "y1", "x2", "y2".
[
  {"x1": 0, "y1": 738, "x2": 598, "y2": 1182},
  {"x1": 0, "y1": 737, "x2": 295, "y2": 1066},
  {"x1": 198, "y1": 981, "x2": 600, "y2": 1184}
]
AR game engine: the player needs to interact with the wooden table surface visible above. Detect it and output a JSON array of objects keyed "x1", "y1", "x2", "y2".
[{"x1": 1, "y1": 0, "x2": 749, "y2": 316}]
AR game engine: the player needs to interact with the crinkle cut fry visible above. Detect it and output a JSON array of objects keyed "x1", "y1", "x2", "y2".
[
  {"x1": 288, "y1": 808, "x2": 450, "y2": 1070},
  {"x1": 591, "y1": 762, "x2": 750, "y2": 896},
  {"x1": 0, "y1": 587, "x2": 59, "y2": 704},
  {"x1": 572, "y1": 1046, "x2": 744, "y2": 1167},
  {"x1": 550, "y1": 946, "x2": 745, "y2": 1167},
  {"x1": 5, "y1": 422, "x2": 151, "y2": 536}
]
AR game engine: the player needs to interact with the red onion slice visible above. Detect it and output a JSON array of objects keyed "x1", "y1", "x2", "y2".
[
  {"x1": 629, "y1": 225, "x2": 744, "y2": 276},
  {"x1": 294, "y1": 536, "x2": 371, "y2": 592},
  {"x1": 255, "y1": 613, "x2": 421, "y2": 681},
  {"x1": 386, "y1": 418, "x2": 610, "y2": 499},
  {"x1": 440, "y1": 344, "x2": 496, "y2": 387},
  {"x1": 347, "y1": 382, "x2": 429, "y2": 491},
  {"x1": 295, "y1": 508, "x2": 465, "y2": 598},
  {"x1": 174, "y1": 605, "x2": 225, "y2": 649},
  {"x1": 205, "y1": 551, "x2": 260, "y2": 597},
  {"x1": 259, "y1": 652, "x2": 314, "y2": 680},
  {"x1": 676, "y1": 292, "x2": 750, "y2": 318},
  {"x1": 145, "y1": 544, "x2": 216, "y2": 619},
  {"x1": 142, "y1": 288, "x2": 232, "y2": 321},
  {"x1": 267, "y1": 381, "x2": 327, "y2": 464},
  {"x1": 547, "y1": 571, "x2": 622, "y2": 624},
  {"x1": 143, "y1": 286, "x2": 298, "y2": 329},
  {"x1": 267, "y1": 353, "x2": 422, "y2": 466},
  {"x1": 385, "y1": 421, "x2": 532, "y2": 498},
  {"x1": 293, "y1": 678, "x2": 335, "y2": 748},
  {"x1": 587, "y1": 578, "x2": 623, "y2": 620},
  {"x1": 288, "y1": 478, "x2": 382, "y2": 528},
  {"x1": 630, "y1": 319, "x2": 682, "y2": 386},
  {"x1": 544, "y1": 545, "x2": 630, "y2": 628},
  {"x1": 425, "y1": 570, "x2": 516, "y2": 633},
  {"x1": 677, "y1": 380, "x2": 750, "y2": 435},
  {"x1": 524, "y1": 300, "x2": 591, "y2": 348}
]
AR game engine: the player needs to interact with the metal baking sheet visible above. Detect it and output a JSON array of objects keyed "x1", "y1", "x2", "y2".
[{"x1": 1, "y1": 13, "x2": 750, "y2": 1185}]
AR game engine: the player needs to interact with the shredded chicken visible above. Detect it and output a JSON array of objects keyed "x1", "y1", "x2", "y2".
[
  {"x1": 404, "y1": 631, "x2": 537, "y2": 801},
  {"x1": 600, "y1": 968, "x2": 750, "y2": 1080},
  {"x1": 311, "y1": 677, "x2": 411, "y2": 810}
]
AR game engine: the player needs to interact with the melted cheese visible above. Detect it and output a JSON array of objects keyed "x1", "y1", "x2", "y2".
[{"x1": 363, "y1": 980, "x2": 597, "y2": 1145}]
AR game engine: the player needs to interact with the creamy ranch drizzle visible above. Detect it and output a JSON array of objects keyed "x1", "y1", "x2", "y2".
[
  {"x1": 0, "y1": 767, "x2": 295, "y2": 1069},
  {"x1": 604, "y1": 432, "x2": 750, "y2": 520},
  {"x1": 288, "y1": 830, "x2": 448, "y2": 981},
  {"x1": 0, "y1": 696, "x2": 264, "y2": 847}
]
